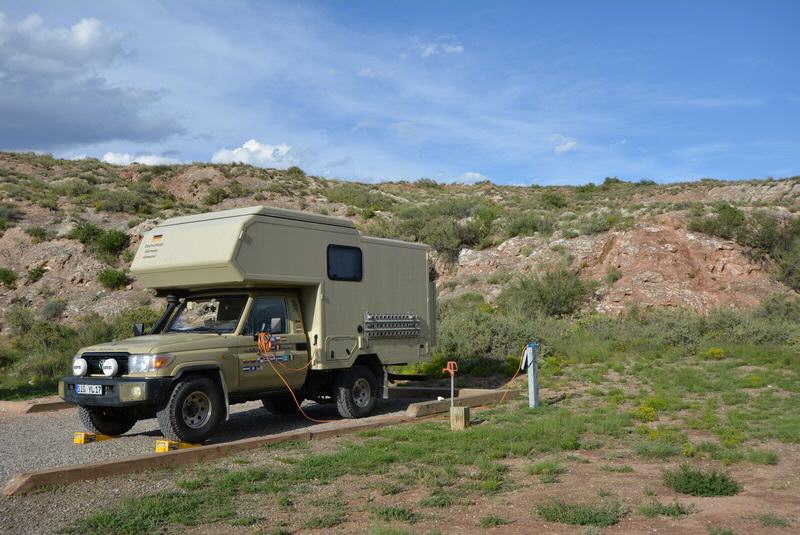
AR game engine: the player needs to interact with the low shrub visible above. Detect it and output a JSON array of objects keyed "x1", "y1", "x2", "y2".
[
  {"x1": 203, "y1": 186, "x2": 228, "y2": 206},
  {"x1": 663, "y1": 464, "x2": 740, "y2": 496},
  {"x1": 97, "y1": 269, "x2": 128, "y2": 290},
  {"x1": 639, "y1": 499, "x2": 694, "y2": 518},
  {"x1": 94, "y1": 229, "x2": 130, "y2": 256},
  {"x1": 0, "y1": 267, "x2": 18, "y2": 288},
  {"x1": 498, "y1": 268, "x2": 593, "y2": 317}
]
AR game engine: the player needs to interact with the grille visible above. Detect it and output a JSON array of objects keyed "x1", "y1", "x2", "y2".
[{"x1": 81, "y1": 352, "x2": 130, "y2": 376}]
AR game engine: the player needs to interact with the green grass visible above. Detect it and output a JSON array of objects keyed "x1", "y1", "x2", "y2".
[
  {"x1": 746, "y1": 449, "x2": 779, "y2": 465},
  {"x1": 639, "y1": 499, "x2": 694, "y2": 518},
  {"x1": 663, "y1": 464, "x2": 740, "y2": 496},
  {"x1": 527, "y1": 459, "x2": 566, "y2": 483},
  {"x1": 63, "y1": 492, "x2": 234, "y2": 534},
  {"x1": 229, "y1": 515, "x2": 260, "y2": 526},
  {"x1": 707, "y1": 528, "x2": 735, "y2": 535},
  {"x1": 479, "y1": 515, "x2": 509, "y2": 528},
  {"x1": 759, "y1": 513, "x2": 789, "y2": 528},
  {"x1": 600, "y1": 464, "x2": 633, "y2": 473},
  {"x1": 302, "y1": 510, "x2": 346, "y2": 529},
  {"x1": 536, "y1": 500, "x2": 627, "y2": 527},
  {"x1": 367, "y1": 526, "x2": 415, "y2": 535},
  {"x1": 372, "y1": 506, "x2": 416, "y2": 524}
]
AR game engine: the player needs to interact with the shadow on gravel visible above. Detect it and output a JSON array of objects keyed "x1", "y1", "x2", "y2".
[{"x1": 204, "y1": 398, "x2": 416, "y2": 444}]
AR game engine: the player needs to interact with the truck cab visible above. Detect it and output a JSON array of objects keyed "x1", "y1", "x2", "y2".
[{"x1": 60, "y1": 206, "x2": 435, "y2": 443}]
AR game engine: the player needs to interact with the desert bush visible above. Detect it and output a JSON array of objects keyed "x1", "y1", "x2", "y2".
[
  {"x1": 41, "y1": 299, "x2": 67, "y2": 320},
  {"x1": 0, "y1": 268, "x2": 18, "y2": 288},
  {"x1": 94, "y1": 229, "x2": 130, "y2": 256},
  {"x1": 25, "y1": 226, "x2": 52, "y2": 243},
  {"x1": 325, "y1": 183, "x2": 394, "y2": 212},
  {"x1": 541, "y1": 190, "x2": 568, "y2": 208},
  {"x1": 94, "y1": 189, "x2": 153, "y2": 214},
  {"x1": 498, "y1": 268, "x2": 592, "y2": 317},
  {"x1": 68, "y1": 221, "x2": 104, "y2": 244},
  {"x1": 506, "y1": 212, "x2": 554, "y2": 237},
  {"x1": 0, "y1": 202, "x2": 24, "y2": 225},
  {"x1": 203, "y1": 186, "x2": 228, "y2": 206},
  {"x1": 68, "y1": 222, "x2": 129, "y2": 259},
  {"x1": 97, "y1": 269, "x2": 128, "y2": 289},
  {"x1": 27, "y1": 265, "x2": 45, "y2": 283}
]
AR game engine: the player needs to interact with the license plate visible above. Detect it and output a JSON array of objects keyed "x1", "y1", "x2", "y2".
[{"x1": 76, "y1": 384, "x2": 103, "y2": 395}]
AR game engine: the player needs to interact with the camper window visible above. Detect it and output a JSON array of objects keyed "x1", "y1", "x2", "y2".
[
  {"x1": 327, "y1": 244, "x2": 363, "y2": 282},
  {"x1": 243, "y1": 297, "x2": 288, "y2": 335}
]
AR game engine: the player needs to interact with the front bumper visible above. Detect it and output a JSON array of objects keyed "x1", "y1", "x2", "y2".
[{"x1": 60, "y1": 376, "x2": 174, "y2": 407}]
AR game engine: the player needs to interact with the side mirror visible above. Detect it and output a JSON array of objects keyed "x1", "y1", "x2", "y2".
[{"x1": 133, "y1": 323, "x2": 145, "y2": 337}]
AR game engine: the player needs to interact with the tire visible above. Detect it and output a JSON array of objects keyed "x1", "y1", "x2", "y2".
[
  {"x1": 335, "y1": 365, "x2": 378, "y2": 419},
  {"x1": 262, "y1": 395, "x2": 301, "y2": 415},
  {"x1": 78, "y1": 406, "x2": 137, "y2": 436},
  {"x1": 157, "y1": 376, "x2": 224, "y2": 443}
]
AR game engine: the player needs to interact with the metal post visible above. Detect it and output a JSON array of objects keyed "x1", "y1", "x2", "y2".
[
  {"x1": 450, "y1": 372, "x2": 455, "y2": 409},
  {"x1": 525, "y1": 342, "x2": 540, "y2": 409}
]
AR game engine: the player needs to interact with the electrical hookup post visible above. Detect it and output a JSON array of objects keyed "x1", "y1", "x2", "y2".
[{"x1": 522, "y1": 342, "x2": 541, "y2": 409}]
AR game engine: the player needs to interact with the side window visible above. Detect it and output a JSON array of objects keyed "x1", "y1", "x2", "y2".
[
  {"x1": 327, "y1": 244, "x2": 363, "y2": 282},
  {"x1": 243, "y1": 297, "x2": 288, "y2": 335}
]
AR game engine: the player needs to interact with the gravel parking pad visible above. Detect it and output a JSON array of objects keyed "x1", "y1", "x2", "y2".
[{"x1": 0, "y1": 398, "x2": 415, "y2": 485}]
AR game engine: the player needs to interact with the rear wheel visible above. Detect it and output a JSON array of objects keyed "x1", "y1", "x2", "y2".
[
  {"x1": 78, "y1": 406, "x2": 137, "y2": 436},
  {"x1": 157, "y1": 376, "x2": 224, "y2": 443},
  {"x1": 262, "y1": 395, "x2": 301, "y2": 415},
  {"x1": 335, "y1": 365, "x2": 378, "y2": 418}
]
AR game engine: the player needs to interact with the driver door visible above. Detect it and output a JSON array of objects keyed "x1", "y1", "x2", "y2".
[{"x1": 236, "y1": 296, "x2": 308, "y2": 392}]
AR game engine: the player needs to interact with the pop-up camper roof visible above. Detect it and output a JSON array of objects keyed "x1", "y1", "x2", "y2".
[{"x1": 130, "y1": 206, "x2": 421, "y2": 290}]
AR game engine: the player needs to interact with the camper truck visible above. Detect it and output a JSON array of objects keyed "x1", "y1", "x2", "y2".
[{"x1": 59, "y1": 206, "x2": 435, "y2": 443}]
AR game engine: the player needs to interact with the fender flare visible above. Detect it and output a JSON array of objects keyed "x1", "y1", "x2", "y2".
[{"x1": 172, "y1": 365, "x2": 231, "y2": 421}]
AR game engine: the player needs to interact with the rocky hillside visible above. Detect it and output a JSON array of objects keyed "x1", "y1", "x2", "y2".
[{"x1": 0, "y1": 152, "x2": 798, "y2": 333}]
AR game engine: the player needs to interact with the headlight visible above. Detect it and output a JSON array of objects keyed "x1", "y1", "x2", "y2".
[
  {"x1": 128, "y1": 354, "x2": 174, "y2": 373},
  {"x1": 102, "y1": 358, "x2": 119, "y2": 377},
  {"x1": 72, "y1": 357, "x2": 88, "y2": 376}
]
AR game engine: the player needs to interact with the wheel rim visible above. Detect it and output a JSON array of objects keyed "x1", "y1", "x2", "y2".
[
  {"x1": 352, "y1": 377, "x2": 372, "y2": 408},
  {"x1": 182, "y1": 391, "x2": 212, "y2": 429}
]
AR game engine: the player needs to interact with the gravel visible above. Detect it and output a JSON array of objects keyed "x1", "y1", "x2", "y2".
[{"x1": 0, "y1": 398, "x2": 415, "y2": 485}]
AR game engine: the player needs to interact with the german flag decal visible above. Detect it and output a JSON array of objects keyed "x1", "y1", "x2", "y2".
[{"x1": 152, "y1": 234, "x2": 163, "y2": 241}]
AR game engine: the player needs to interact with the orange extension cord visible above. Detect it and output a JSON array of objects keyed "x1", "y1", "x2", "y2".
[
  {"x1": 257, "y1": 332, "x2": 337, "y2": 424},
  {"x1": 497, "y1": 347, "x2": 526, "y2": 406}
]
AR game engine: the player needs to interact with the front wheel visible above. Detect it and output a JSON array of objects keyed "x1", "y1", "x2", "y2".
[
  {"x1": 334, "y1": 365, "x2": 378, "y2": 419},
  {"x1": 157, "y1": 376, "x2": 224, "y2": 443},
  {"x1": 78, "y1": 406, "x2": 137, "y2": 436}
]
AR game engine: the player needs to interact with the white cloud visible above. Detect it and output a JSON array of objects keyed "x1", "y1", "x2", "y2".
[
  {"x1": 211, "y1": 139, "x2": 299, "y2": 167},
  {"x1": 456, "y1": 171, "x2": 489, "y2": 184},
  {"x1": 549, "y1": 134, "x2": 577, "y2": 154},
  {"x1": 414, "y1": 37, "x2": 464, "y2": 58},
  {"x1": 102, "y1": 152, "x2": 180, "y2": 166}
]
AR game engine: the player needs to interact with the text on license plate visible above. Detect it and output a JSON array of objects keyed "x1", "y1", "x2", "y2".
[{"x1": 76, "y1": 384, "x2": 103, "y2": 395}]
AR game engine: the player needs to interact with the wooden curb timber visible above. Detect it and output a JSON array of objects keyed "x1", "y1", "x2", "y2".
[
  {"x1": 405, "y1": 389, "x2": 523, "y2": 417},
  {"x1": 0, "y1": 398, "x2": 74, "y2": 414}
]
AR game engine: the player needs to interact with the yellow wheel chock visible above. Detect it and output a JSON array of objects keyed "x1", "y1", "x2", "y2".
[
  {"x1": 73, "y1": 432, "x2": 113, "y2": 444},
  {"x1": 155, "y1": 439, "x2": 199, "y2": 453}
]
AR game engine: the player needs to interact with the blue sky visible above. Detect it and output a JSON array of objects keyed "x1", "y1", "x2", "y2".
[{"x1": 0, "y1": 1, "x2": 797, "y2": 184}]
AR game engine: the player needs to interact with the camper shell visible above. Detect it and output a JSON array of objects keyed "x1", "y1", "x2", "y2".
[{"x1": 60, "y1": 206, "x2": 435, "y2": 443}]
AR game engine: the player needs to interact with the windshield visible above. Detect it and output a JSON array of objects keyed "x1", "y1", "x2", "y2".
[{"x1": 167, "y1": 295, "x2": 248, "y2": 334}]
